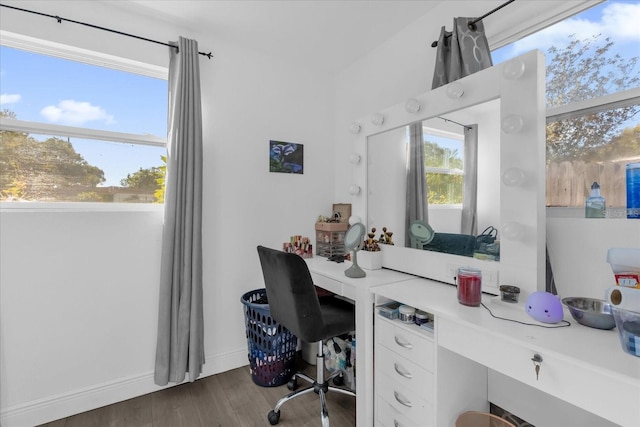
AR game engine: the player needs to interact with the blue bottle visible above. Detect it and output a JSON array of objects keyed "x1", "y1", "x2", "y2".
[
  {"x1": 585, "y1": 182, "x2": 606, "y2": 218},
  {"x1": 628, "y1": 163, "x2": 640, "y2": 219}
]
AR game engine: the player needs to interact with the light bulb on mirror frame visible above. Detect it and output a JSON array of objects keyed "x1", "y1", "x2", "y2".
[
  {"x1": 501, "y1": 114, "x2": 524, "y2": 134},
  {"x1": 405, "y1": 98, "x2": 421, "y2": 114},
  {"x1": 348, "y1": 184, "x2": 361, "y2": 195},
  {"x1": 501, "y1": 167, "x2": 526, "y2": 187},
  {"x1": 371, "y1": 113, "x2": 385, "y2": 126},
  {"x1": 348, "y1": 215, "x2": 362, "y2": 225},
  {"x1": 348, "y1": 122, "x2": 361, "y2": 134},
  {"x1": 348, "y1": 152, "x2": 361, "y2": 165},
  {"x1": 445, "y1": 82, "x2": 464, "y2": 99},
  {"x1": 502, "y1": 59, "x2": 526, "y2": 80},
  {"x1": 502, "y1": 221, "x2": 524, "y2": 240}
]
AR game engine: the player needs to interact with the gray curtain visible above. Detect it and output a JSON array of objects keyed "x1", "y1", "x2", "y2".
[
  {"x1": 432, "y1": 17, "x2": 492, "y2": 89},
  {"x1": 405, "y1": 122, "x2": 429, "y2": 244},
  {"x1": 155, "y1": 36, "x2": 204, "y2": 386},
  {"x1": 461, "y1": 125, "x2": 478, "y2": 235}
]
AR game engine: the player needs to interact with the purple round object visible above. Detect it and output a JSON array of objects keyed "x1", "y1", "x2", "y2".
[{"x1": 525, "y1": 291, "x2": 564, "y2": 323}]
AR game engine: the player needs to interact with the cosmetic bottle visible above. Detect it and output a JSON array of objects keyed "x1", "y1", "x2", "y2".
[
  {"x1": 585, "y1": 181, "x2": 606, "y2": 218},
  {"x1": 627, "y1": 163, "x2": 640, "y2": 219}
]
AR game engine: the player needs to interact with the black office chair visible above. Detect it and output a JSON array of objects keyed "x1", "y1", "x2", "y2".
[{"x1": 257, "y1": 245, "x2": 356, "y2": 426}]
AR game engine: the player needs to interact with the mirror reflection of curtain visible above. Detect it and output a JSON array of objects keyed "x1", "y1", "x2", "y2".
[
  {"x1": 461, "y1": 125, "x2": 478, "y2": 235},
  {"x1": 405, "y1": 122, "x2": 429, "y2": 245},
  {"x1": 432, "y1": 17, "x2": 492, "y2": 89},
  {"x1": 155, "y1": 36, "x2": 205, "y2": 386}
]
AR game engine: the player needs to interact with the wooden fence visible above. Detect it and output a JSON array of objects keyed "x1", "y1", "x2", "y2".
[{"x1": 546, "y1": 158, "x2": 640, "y2": 208}]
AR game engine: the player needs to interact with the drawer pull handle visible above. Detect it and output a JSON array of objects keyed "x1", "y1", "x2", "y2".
[
  {"x1": 394, "y1": 419, "x2": 403, "y2": 427},
  {"x1": 394, "y1": 363, "x2": 413, "y2": 379},
  {"x1": 394, "y1": 335, "x2": 413, "y2": 349},
  {"x1": 394, "y1": 391, "x2": 412, "y2": 408}
]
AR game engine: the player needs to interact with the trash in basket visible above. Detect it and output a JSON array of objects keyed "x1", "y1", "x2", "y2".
[{"x1": 241, "y1": 288, "x2": 297, "y2": 387}]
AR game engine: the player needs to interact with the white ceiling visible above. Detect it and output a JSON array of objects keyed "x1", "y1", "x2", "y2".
[{"x1": 126, "y1": 0, "x2": 444, "y2": 75}]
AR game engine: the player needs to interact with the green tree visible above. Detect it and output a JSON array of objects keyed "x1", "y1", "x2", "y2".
[
  {"x1": 1, "y1": 110, "x2": 105, "y2": 200},
  {"x1": 154, "y1": 155, "x2": 167, "y2": 203},
  {"x1": 424, "y1": 140, "x2": 464, "y2": 204},
  {"x1": 120, "y1": 159, "x2": 166, "y2": 204},
  {"x1": 546, "y1": 34, "x2": 639, "y2": 161},
  {"x1": 120, "y1": 166, "x2": 164, "y2": 191}
]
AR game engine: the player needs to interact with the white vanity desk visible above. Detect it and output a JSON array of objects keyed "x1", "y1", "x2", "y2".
[
  {"x1": 305, "y1": 257, "x2": 640, "y2": 427},
  {"x1": 373, "y1": 278, "x2": 640, "y2": 427},
  {"x1": 304, "y1": 257, "x2": 414, "y2": 427}
]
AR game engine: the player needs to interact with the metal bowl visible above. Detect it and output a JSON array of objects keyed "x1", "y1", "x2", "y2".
[{"x1": 562, "y1": 297, "x2": 616, "y2": 330}]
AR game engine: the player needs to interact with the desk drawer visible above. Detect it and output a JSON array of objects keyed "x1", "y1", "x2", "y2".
[
  {"x1": 376, "y1": 317, "x2": 434, "y2": 370},
  {"x1": 375, "y1": 345, "x2": 434, "y2": 401},
  {"x1": 376, "y1": 372, "x2": 433, "y2": 426},
  {"x1": 310, "y1": 272, "x2": 342, "y2": 295},
  {"x1": 376, "y1": 396, "x2": 422, "y2": 427},
  {"x1": 437, "y1": 318, "x2": 640, "y2": 426}
]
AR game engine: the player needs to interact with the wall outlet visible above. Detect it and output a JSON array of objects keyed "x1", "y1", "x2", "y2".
[{"x1": 447, "y1": 263, "x2": 499, "y2": 287}]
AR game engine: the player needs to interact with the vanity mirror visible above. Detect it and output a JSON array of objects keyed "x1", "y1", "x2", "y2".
[{"x1": 349, "y1": 50, "x2": 546, "y2": 296}]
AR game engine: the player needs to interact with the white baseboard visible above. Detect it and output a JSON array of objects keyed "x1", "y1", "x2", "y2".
[{"x1": 0, "y1": 348, "x2": 247, "y2": 427}]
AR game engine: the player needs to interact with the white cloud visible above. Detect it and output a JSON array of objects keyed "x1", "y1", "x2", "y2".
[
  {"x1": 602, "y1": 2, "x2": 640, "y2": 40},
  {"x1": 0, "y1": 93, "x2": 21, "y2": 105},
  {"x1": 41, "y1": 100, "x2": 115, "y2": 126},
  {"x1": 509, "y1": 2, "x2": 640, "y2": 56}
]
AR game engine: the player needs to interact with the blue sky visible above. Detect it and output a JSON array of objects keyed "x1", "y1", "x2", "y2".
[
  {"x1": 1, "y1": 1, "x2": 638, "y2": 187},
  {"x1": 0, "y1": 47, "x2": 168, "y2": 186},
  {"x1": 493, "y1": 1, "x2": 640, "y2": 65}
]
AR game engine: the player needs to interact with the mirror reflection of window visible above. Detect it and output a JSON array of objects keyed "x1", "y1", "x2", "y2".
[{"x1": 423, "y1": 128, "x2": 464, "y2": 206}]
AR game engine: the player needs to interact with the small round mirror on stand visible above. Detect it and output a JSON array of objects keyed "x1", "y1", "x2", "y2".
[
  {"x1": 408, "y1": 220, "x2": 434, "y2": 249},
  {"x1": 344, "y1": 223, "x2": 366, "y2": 278}
]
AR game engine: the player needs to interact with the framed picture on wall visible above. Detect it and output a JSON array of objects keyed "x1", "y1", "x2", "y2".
[{"x1": 269, "y1": 140, "x2": 304, "y2": 174}]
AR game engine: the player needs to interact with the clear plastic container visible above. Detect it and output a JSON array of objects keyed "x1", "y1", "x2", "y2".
[{"x1": 612, "y1": 307, "x2": 640, "y2": 357}]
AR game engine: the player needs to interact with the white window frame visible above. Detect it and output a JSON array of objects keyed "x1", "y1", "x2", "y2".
[{"x1": 0, "y1": 31, "x2": 168, "y2": 212}]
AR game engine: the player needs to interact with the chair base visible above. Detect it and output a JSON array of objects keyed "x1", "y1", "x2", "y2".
[{"x1": 267, "y1": 341, "x2": 356, "y2": 426}]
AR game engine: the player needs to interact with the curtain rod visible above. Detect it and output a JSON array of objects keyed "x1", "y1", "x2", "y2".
[
  {"x1": 0, "y1": 3, "x2": 213, "y2": 59},
  {"x1": 431, "y1": 0, "x2": 516, "y2": 47},
  {"x1": 438, "y1": 116, "x2": 472, "y2": 130}
]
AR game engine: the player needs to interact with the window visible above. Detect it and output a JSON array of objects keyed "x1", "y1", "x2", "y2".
[
  {"x1": 492, "y1": 1, "x2": 640, "y2": 211},
  {"x1": 0, "y1": 37, "x2": 168, "y2": 205},
  {"x1": 423, "y1": 127, "x2": 464, "y2": 205}
]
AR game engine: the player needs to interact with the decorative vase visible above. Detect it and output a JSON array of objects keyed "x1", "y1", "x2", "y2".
[{"x1": 359, "y1": 250, "x2": 382, "y2": 270}]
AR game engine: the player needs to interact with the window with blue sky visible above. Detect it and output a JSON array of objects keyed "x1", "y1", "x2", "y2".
[
  {"x1": 1, "y1": 45, "x2": 168, "y2": 202},
  {"x1": 494, "y1": 0, "x2": 639, "y2": 210}
]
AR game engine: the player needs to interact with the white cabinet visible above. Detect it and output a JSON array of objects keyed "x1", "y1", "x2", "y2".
[{"x1": 375, "y1": 315, "x2": 435, "y2": 427}]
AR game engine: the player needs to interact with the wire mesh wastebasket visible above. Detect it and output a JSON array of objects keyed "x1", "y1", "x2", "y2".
[{"x1": 241, "y1": 288, "x2": 297, "y2": 387}]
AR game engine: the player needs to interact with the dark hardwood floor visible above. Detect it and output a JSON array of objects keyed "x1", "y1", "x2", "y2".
[{"x1": 38, "y1": 357, "x2": 356, "y2": 427}]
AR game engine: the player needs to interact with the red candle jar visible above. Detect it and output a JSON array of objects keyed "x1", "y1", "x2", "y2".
[{"x1": 457, "y1": 267, "x2": 482, "y2": 306}]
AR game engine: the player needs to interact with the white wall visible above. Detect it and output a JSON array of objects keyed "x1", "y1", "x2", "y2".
[{"x1": 0, "y1": 1, "x2": 335, "y2": 425}]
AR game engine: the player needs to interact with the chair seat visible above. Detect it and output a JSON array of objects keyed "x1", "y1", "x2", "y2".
[{"x1": 313, "y1": 296, "x2": 355, "y2": 342}]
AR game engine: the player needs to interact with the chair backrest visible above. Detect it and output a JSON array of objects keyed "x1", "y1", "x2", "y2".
[{"x1": 257, "y1": 246, "x2": 325, "y2": 342}]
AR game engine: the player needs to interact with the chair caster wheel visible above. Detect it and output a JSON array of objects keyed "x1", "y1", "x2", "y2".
[
  {"x1": 287, "y1": 377, "x2": 298, "y2": 390},
  {"x1": 268, "y1": 410, "x2": 280, "y2": 425},
  {"x1": 332, "y1": 374, "x2": 344, "y2": 386}
]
